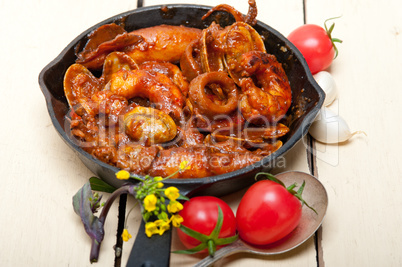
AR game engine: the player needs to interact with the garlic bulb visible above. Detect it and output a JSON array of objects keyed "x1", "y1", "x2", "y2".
[
  {"x1": 309, "y1": 107, "x2": 365, "y2": 144},
  {"x1": 313, "y1": 71, "x2": 337, "y2": 106}
]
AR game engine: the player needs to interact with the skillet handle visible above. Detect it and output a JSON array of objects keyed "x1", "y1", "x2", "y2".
[{"x1": 126, "y1": 219, "x2": 172, "y2": 267}]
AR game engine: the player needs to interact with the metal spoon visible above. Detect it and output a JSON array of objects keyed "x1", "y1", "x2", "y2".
[{"x1": 193, "y1": 171, "x2": 328, "y2": 267}]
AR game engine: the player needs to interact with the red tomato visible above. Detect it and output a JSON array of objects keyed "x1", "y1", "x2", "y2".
[
  {"x1": 288, "y1": 23, "x2": 339, "y2": 74},
  {"x1": 177, "y1": 196, "x2": 236, "y2": 249},
  {"x1": 236, "y1": 180, "x2": 302, "y2": 245}
]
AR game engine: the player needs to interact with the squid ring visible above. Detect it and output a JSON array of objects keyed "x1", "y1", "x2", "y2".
[{"x1": 189, "y1": 71, "x2": 239, "y2": 118}]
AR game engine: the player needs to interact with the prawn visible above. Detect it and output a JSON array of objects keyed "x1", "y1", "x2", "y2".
[
  {"x1": 108, "y1": 69, "x2": 185, "y2": 119},
  {"x1": 238, "y1": 51, "x2": 292, "y2": 124}
]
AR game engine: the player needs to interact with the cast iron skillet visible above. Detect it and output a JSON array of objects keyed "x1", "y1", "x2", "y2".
[{"x1": 39, "y1": 4, "x2": 324, "y2": 266}]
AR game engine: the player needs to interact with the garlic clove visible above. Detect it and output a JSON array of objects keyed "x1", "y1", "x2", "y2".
[
  {"x1": 313, "y1": 71, "x2": 338, "y2": 106},
  {"x1": 309, "y1": 107, "x2": 365, "y2": 144}
]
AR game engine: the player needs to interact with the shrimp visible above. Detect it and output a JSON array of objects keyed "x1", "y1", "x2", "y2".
[
  {"x1": 108, "y1": 69, "x2": 185, "y2": 119},
  {"x1": 116, "y1": 144, "x2": 161, "y2": 174},
  {"x1": 139, "y1": 61, "x2": 189, "y2": 97},
  {"x1": 208, "y1": 151, "x2": 262, "y2": 175},
  {"x1": 238, "y1": 51, "x2": 292, "y2": 124},
  {"x1": 149, "y1": 146, "x2": 262, "y2": 178},
  {"x1": 64, "y1": 52, "x2": 138, "y2": 113},
  {"x1": 150, "y1": 147, "x2": 213, "y2": 178}
]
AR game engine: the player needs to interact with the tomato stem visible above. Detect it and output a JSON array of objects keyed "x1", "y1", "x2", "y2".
[
  {"x1": 255, "y1": 172, "x2": 285, "y2": 187},
  {"x1": 324, "y1": 16, "x2": 343, "y2": 58},
  {"x1": 286, "y1": 183, "x2": 297, "y2": 191},
  {"x1": 255, "y1": 173, "x2": 318, "y2": 215},
  {"x1": 293, "y1": 181, "x2": 318, "y2": 214},
  {"x1": 173, "y1": 206, "x2": 238, "y2": 256},
  {"x1": 207, "y1": 240, "x2": 216, "y2": 256}
]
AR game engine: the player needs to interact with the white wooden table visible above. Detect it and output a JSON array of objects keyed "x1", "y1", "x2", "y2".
[{"x1": 1, "y1": 0, "x2": 401, "y2": 266}]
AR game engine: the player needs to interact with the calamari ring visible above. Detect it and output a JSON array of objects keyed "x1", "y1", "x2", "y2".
[{"x1": 189, "y1": 71, "x2": 239, "y2": 119}]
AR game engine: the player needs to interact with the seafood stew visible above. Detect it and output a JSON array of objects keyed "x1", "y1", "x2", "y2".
[
  {"x1": 39, "y1": 3, "x2": 324, "y2": 190},
  {"x1": 65, "y1": 2, "x2": 290, "y2": 178}
]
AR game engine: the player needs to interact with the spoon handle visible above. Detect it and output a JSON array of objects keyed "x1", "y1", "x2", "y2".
[{"x1": 193, "y1": 240, "x2": 246, "y2": 267}]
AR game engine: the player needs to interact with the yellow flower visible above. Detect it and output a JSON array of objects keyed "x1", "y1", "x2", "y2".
[
  {"x1": 116, "y1": 170, "x2": 130, "y2": 180},
  {"x1": 180, "y1": 160, "x2": 190, "y2": 170},
  {"x1": 170, "y1": 214, "x2": 184, "y2": 227},
  {"x1": 143, "y1": 194, "x2": 157, "y2": 212},
  {"x1": 154, "y1": 176, "x2": 164, "y2": 189},
  {"x1": 164, "y1": 187, "x2": 180, "y2": 201},
  {"x1": 155, "y1": 219, "x2": 170, "y2": 235},
  {"x1": 145, "y1": 222, "x2": 159, "y2": 237},
  {"x1": 167, "y1": 201, "x2": 183, "y2": 214},
  {"x1": 121, "y1": 229, "x2": 132, "y2": 242}
]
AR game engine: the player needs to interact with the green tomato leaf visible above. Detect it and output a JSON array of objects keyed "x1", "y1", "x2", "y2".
[
  {"x1": 214, "y1": 234, "x2": 238, "y2": 246},
  {"x1": 178, "y1": 224, "x2": 209, "y2": 243},
  {"x1": 255, "y1": 172, "x2": 286, "y2": 187},
  {"x1": 327, "y1": 22, "x2": 335, "y2": 36},
  {"x1": 292, "y1": 180, "x2": 318, "y2": 215},
  {"x1": 177, "y1": 195, "x2": 190, "y2": 201},
  {"x1": 173, "y1": 242, "x2": 208, "y2": 254},
  {"x1": 72, "y1": 182, "x2": 105, "y2": 243},
  {"x1": 286, "y1": 182, "x2": 297, "y2": 191},
  {"x1": 175, "y1": 205, "x2": 237, "y2": 256},
  {"x1": 332, "y1": 38, "x2": 343, "y2": 44},
  {"x1": 89, "y1": 177, "x2": 116, "y2": 193},
  {"x1": 209, "y1": 206, "x2": 223, "y2": 240},
  {"x1": 297, "y1": 180, "x2": 306, "y2": 195},
  {"x1": 323, "y1": 16, "x2": 343, "y2": 59}
]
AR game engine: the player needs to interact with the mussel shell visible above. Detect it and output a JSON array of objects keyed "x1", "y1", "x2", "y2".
[
  {"x1": 223, "y1": 22, "x2": 266, "y2": 84},
  {"x1": 211, "y1": 123, "x2": 289, "y2": 150},
  {"x1": 244, "y1": 123, "x2": 290, "y2": 139},
  {"x1": 102, "y1": 52, "x2": 138, "y2": 84},
  {"x1": 63, "y1": 63, "x2": 102, "y2": 109},
  {"x1": 199, "y1": 22, "x2": 226, "y2": 73},
  {"x1": 212, "y1": 123, "x2": 289, "y2": 140},
  {"x1": 123, "y1": 106, "x2": 177, "y2": 145}
]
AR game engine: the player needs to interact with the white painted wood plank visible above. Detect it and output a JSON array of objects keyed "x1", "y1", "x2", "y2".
[
  {"x1": 305, "y1": 0, "x2": 402, "y2": 266},
  {"x1": 0, "y1": 1, "x2": 137, "y2": 266}
]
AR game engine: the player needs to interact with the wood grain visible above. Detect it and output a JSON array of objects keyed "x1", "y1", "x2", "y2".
[
  {"x1": 306, "y1": 0, "x2": 402, "y2": 266},
  {"x1": 1, "y1": 0, "x2": 401, "y2": 266},
  {"x1": 0, "y1": 1, "x2": 137, "y2": 266}
]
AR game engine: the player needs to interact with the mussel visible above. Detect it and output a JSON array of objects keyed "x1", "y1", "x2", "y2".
[{"x1": 123, "y1": 107, "x2": 177, "y2": 146}]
